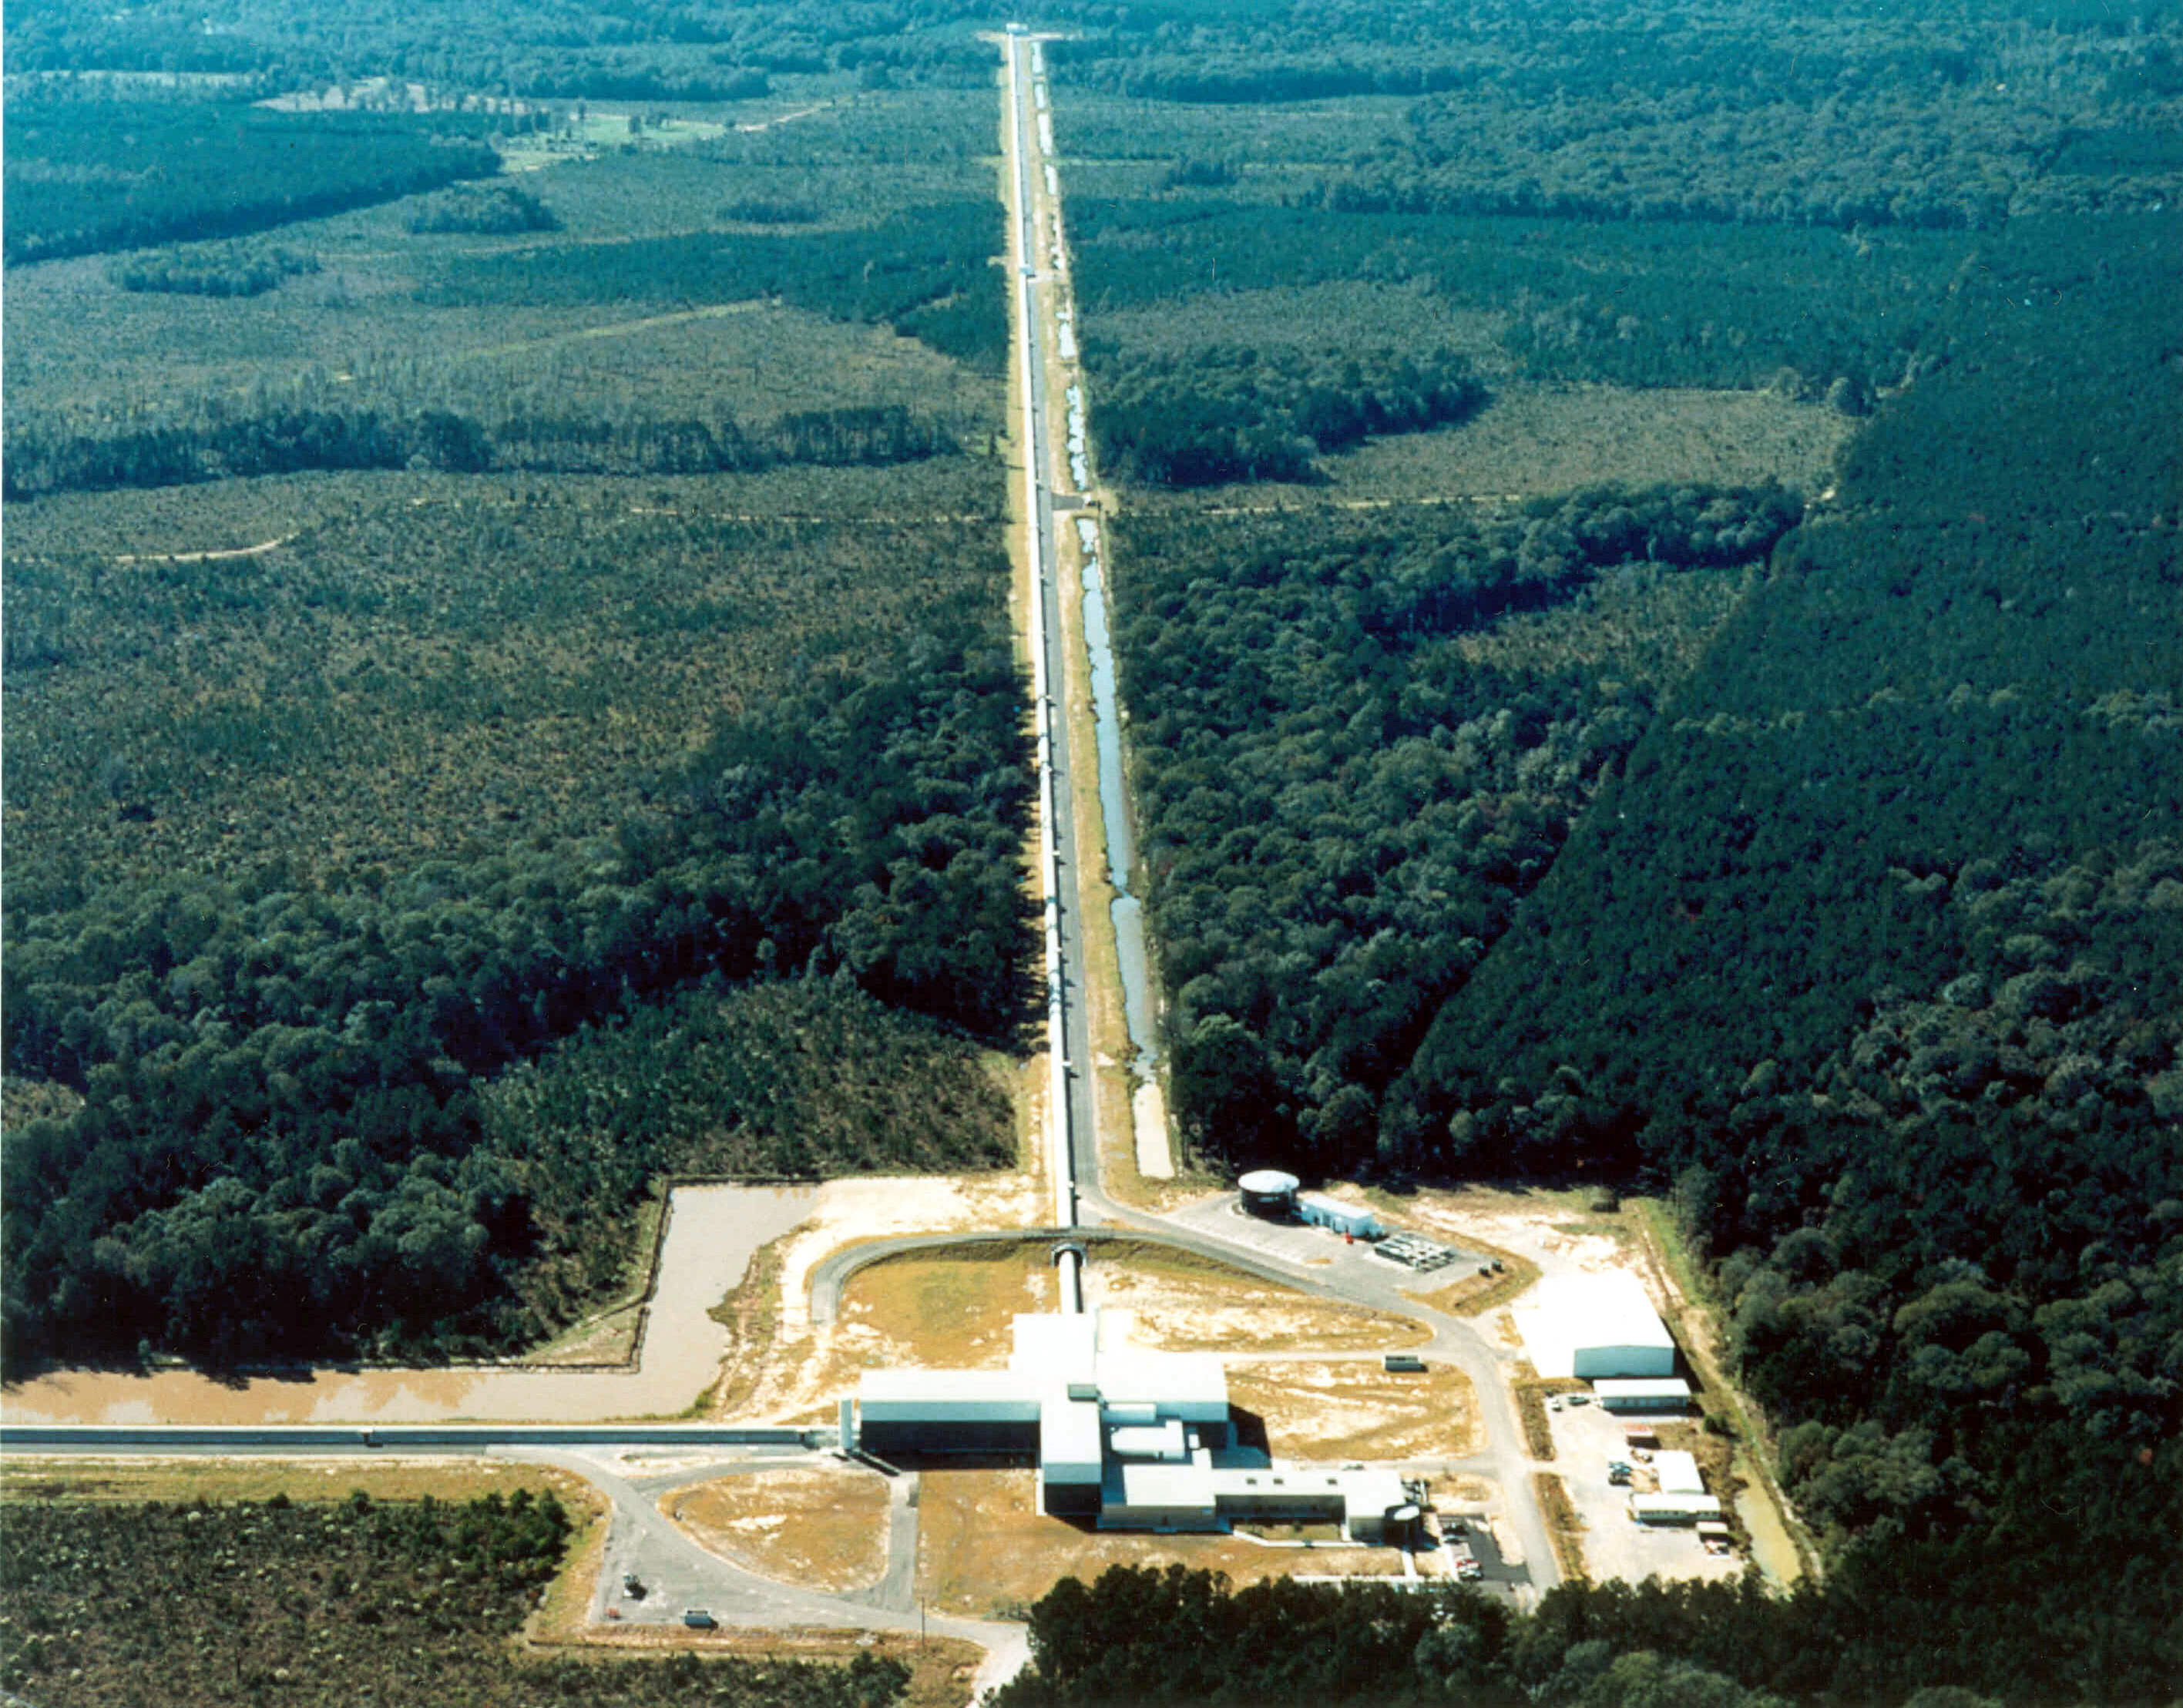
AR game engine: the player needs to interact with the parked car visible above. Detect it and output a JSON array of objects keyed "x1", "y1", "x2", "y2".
[
  {"x1": 683, "y1": 1609, "x2": 717, "y2": 1629},
  {"x1": 622, "y1": 1572, "x2": 645, "y2": 1599},
  {"x1": 1456, "y1": 1557, "x2": 1485, "y2": 1581}
]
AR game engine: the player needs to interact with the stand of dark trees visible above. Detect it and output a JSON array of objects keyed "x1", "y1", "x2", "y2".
[
  {"x1": 1110, "y1": 480, "x2": 1801, "y2": 1175},
  {"x1": 1, "y1": 629, "x2": 1035, "y2": 1372},
  {"x1": 994, "y1": 1553, "x2": 2183, "y2": 1707},
  {"x1": 405, "y1": 183, "x2": 559, "y2": 234},
  {"x1": 1087, "y1": 344, "x2": 1487, "y2": 487},
  {"x1": 106, "y1": 241, "x2": 321, "y2": 297},
  {"x1": 3, "y1": 401, "x2": 958, "y2": 500},
  {"x1": 5, "y1": 99, "x2": 501, "y2": 265}
]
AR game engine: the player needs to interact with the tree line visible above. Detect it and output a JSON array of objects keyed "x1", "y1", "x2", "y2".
[
  {"x1": 1087, "y1": 343, "x2": 1487, "y2": 487},
  {"x1": 993, "y1": 1555, "x2": 2183, "y2": 1706},
  {"x1": 2, "y1": 400, "x2": 958, "y2": 499},
  {"x1": 5, "y1": 96, "x2": 501, "y2": 264}
]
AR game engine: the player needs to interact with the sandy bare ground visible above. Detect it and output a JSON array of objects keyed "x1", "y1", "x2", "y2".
[
  {"x1": 718, "y1": 1172, "x2": 1046, "y2": 1424},
  {"x1": 2, "y1": 1185, "x2": 814, "y2": 1424},
  {"x1": 1394, "y1": 1186, "x2": 1641, "y2": 1286},
  {"x1": 1086, "y1": 1253, "x2": 1426, "y2": 1354},
  {"x1": 1227, "y1": 1359, "x2": 1480, "y2": 1461},
  {"x1": 662, "y1": 1467, "x2": 893, "y2": 1592}
]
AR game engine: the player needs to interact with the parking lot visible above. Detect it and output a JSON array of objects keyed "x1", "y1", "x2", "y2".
[
  {"x1": 1545, "y1": 1398, "x2": 1746, "y2": 1586},
  {"x1": 1428, "y1": 1508, "x2": 1523, "y2": 1599}
]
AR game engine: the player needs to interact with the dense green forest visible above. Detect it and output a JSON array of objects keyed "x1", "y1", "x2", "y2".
[
  {"x1": 1115, "y1": 481, "x2": 1802, "y2": 1173},
  {"x1": 2, "y1": 624, "x2": 1033, "y2": 1367},
  {"x1": 2, "y1": 17, "x2": 1029, "y2": 1375},
  {"x1": 0, "y1": 1489, "x2": 915, "y2": 1708},
  {"x1": 992, "y1": 1559, "x2": 2183, "y2": 1707},
  {"x1": 1067, "y1": 199, "x2": 1956, "y2": 400},
  {"x1": 1022, "y1": 12, "x2": 2183, "y2": 1690},
  {"x1": 4, "y1": 99, "x2": 504, "y2": 264}
]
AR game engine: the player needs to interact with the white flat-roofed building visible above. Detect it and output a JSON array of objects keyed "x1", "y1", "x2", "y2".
[
  {"x1": 1097, "y1": 1348, "x2": 1231, "y2": 1421},
  {"x1": 1594, "y1": 1377, "x2": 1693, "y2": 1411},
  {"x1": 1515, "y1": 1273, "x2": 1677, "y2": 1380},
  {"x1": 857, "y1": 1368, "x2": 1043, "y2": 1420},
  {"x1": 1296, "y1": 1193, "x2": 1382, "y2": 1240},
  {"x1": 1630, "y1": 1492, "x2": 1723, "y2": 1525},
  {"x1": 1654, "y1": 1451, "x2": 1704, "y2": 1495},
  {"x1": 1008, "y1": 1310, "x2": 1100, "y2": 1380},
  {"x1": 1039, "y1": 1394, "x2": 1105, "y2": 1515},
  {"x1": 1101, "y1": 1457, "x2": 1224, "y2": 1531}
]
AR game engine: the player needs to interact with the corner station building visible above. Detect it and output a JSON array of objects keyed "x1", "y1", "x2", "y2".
[{"x1": 852, "y1": 1309, "x2": 1414, "y2": 1540}]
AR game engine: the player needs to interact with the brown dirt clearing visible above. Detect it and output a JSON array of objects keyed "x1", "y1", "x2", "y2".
[
  {"x1": 1087, "y1": 1243, "x2": 1429, "y2": 1354},
  {"x1": 1227, "y1": 1359, "x2": 1480, "y2": 1461},
  {"x1": 661, "y1": 1468, "x2": 892, "y2": 1592}
]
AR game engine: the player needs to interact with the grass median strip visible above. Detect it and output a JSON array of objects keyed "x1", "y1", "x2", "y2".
[{"x1": 1533, "y1": 1471, "x2": 1588, "y2": 1586}]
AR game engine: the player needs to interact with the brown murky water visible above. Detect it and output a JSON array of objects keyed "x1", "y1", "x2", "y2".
[{"x1": 2, "y1": 1186, "x2": 815, "y2": 1425}]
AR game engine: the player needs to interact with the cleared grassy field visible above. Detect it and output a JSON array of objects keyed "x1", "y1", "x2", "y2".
[
  {"x1": 1226, "y1": 1359, "x2": 1480, "y2": 1461},
  {"x1": 662, "y1": 1468, "x2": 892, "y2": 1592},
  {"x1": 837, "y1": 1243, "x2": 1060, "y2": 1371},
  {"x1": 5, "y1": 462, "x2": 1006, "y2": 896},
  {"x1": 0, "y1": 1457, "x2": 605, "y2": 1513}
]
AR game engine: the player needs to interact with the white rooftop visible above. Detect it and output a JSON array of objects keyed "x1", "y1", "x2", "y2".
[
  {"x1": 858, "y1": 1368, "x2": 1040, "y2": 1408},
  {"x1": 1514, "y1": 1272, "x2": 1676, "y2": 1380},
  {"x1": 1654, "y1": 1450, "x2": 1704, "y2": 1495}
]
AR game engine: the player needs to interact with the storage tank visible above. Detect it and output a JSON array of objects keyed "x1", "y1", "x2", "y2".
[{"x1": 1238, "y1": 1170, "x2": 1300, "y2": 1218}]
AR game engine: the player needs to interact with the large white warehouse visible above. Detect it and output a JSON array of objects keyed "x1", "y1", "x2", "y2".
[{"x1": 1514, "y1": 1272, "x2": 1677, "y2": 1380}]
